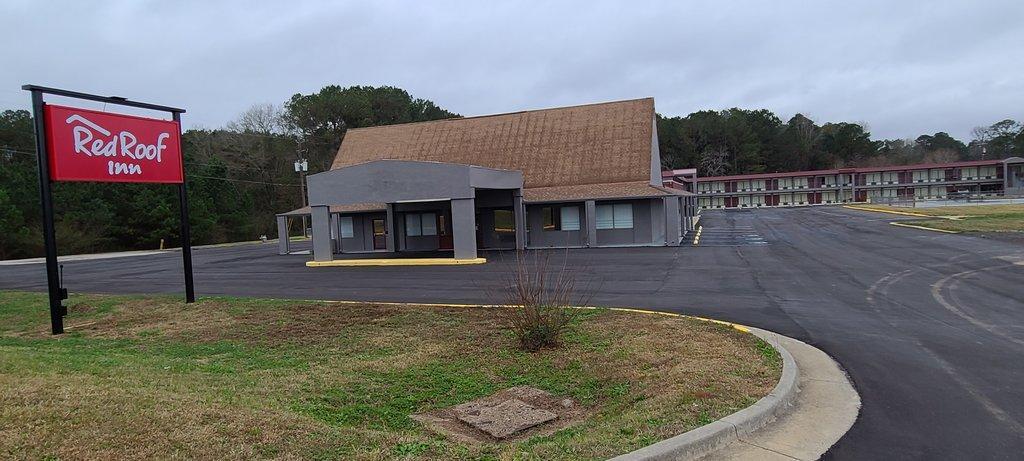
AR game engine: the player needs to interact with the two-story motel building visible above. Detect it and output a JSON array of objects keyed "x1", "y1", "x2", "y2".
[{"x1": 664, "y1": 157, "x2": 1024, "y2": 209}]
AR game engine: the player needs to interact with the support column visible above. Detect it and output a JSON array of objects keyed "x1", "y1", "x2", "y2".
[
  {"x1": 277, "y1": 215, "x2": 290, "y2": 255},
  {"x1": 651, "y1": 197, "x2": 666, "y2": 245},
  {"x1": 1005, "y1": 162, "x2": 1010, "y2": 193},
  {"x1": 385, "y1": 204, "x2": 397, "y2": 252},
  {"x1": 584, "y1": 200, "x2": 597, "y2": 248},
  {"x1": 451, "y1": 197, "x2": 477, "y2": 259},
  {"x1": 664, "y1": 197, "x2": 681, "y2": 246},
  {"x1": 687, "y1": 197, "x2": 694, "y2": 231},
  {"x1": 513, "y1": 190, "x2": 526, "y2": 250},
  {"x1": 329, "y1": 213, "x2": 340, "y2": 253},
  {"x1": 310, "y1": 205, "x2": 333, "y2": 262},
  {"x1": 685, "y1": 197, "x2": 694, "y2": 231}
]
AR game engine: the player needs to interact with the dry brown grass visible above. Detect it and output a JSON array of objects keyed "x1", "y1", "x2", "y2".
[{"x1": 0, "y1": 292, "x2": 780, "y2": 460}]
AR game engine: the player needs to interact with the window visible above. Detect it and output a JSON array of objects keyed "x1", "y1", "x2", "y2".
[
  {"x1": 559, "y1": 206, "x2": 580, "y2": 231},
  {"x1": 404, "y1": 212, "x2": 438, "y2": 237},
  {"x1": 421, "y1": 213, "x2": 437, "y2": 236},
  {"x1": 405, "y1": 213, "x2": 421, "y2": 237},
  {"x1": 339, "y1": 216, "x2": 354, "y2": 238},
  {"x1": 596, "y1": 203, "x2": 633, "y2": 229},
  {"x1": 540, "y1": 205, "x2": 580, "y2": 231},
  {"x1": 542, "y1": 207, "x2": 558, "y2": 230},
  {"x1": 494, "y1": 209, "x2": 514, "y2": 233}
]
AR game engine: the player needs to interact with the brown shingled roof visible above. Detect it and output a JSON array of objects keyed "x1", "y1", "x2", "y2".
[
  {"x1": 331, "y1": 98, "x2": 656, "y2": 188},
  {"x1": 523, "y1": 181, "x2": 690, "y2": 203},
  {"x1": 277, "y1": 203, "x2": 386, "y2": 216}
]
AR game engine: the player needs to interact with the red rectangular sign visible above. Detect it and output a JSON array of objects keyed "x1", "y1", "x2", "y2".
[{"x1": 43, "y1": 104, "x2": 184, "y2": 183}]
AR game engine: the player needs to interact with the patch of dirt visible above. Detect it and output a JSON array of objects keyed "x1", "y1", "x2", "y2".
[
  {"x1": 412, "y1": 385, "x2": 586, "y2": 444},
  {"x1": 208, "y1": 302, "x2": 465, "y2": 346},
  {"x1": 67, "y1": 302, "x2": 96, "y2": 315}
]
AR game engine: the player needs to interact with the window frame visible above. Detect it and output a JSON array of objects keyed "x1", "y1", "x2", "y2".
[
  {"x1": 339, "y1": 216, "x2": 354, "y2": 239},
  {"x1": 541, "y1": 206, "x2": 560, "y2": 231},
  {"x1": 405, "y1": 213, "x2": 422, "y2": 237},
  {"x1": 404, "y1": 212, "x2": 438, "y2": 237},
  {"x1": 596, "y1": 202, "x2": 634, "y2": 230},
  {"x1": 493, "y1": 209, "x2": 515, "y2": 233},
  {"x1": 559, "y1": 206, "x2": 580, "y2": 231}
]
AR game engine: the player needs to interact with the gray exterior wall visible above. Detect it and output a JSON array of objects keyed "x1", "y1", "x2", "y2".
[
  {"x1": 394, "y1": 201, "x2": 448, "y2": 252},
  {"x1": 337, "y1": 212, "x2": 385, "y2": 253},
  {"x1": 300, "y1": 159, "x2": 688, "y2": 258},
  {"x1": 475, "y1": 189, "x2": 517, "y2": 249},
  {"x1": 1007, "y1": 159, "x2": 1024, "y2": 195},
  {"x1": 649, "y1": 115, "x2": 663, "y2": 186},
  {"x1": 664, "y1": 197, "x2": 681, "y2": 245},
  {"x1": 311, "y1": 205, "x2": 333, "y2": 262},
  {"x1": 594, "y1": 199, "x2": 654, "y2": 246},
  {"x1": 525, "y1": 202, "x2": 587, "y2": 248},
  {"x1": 276, "y1": 215, "x2": 290, "y2": 255},
  {"x1": 307, "y1": 160, "x2": 522, "y2": 206},
  {"x1": 306, "y1": 160, "x2": 522, "y2": 260},
  {"x1": 522, "y1": 199, "x2": 668, "y2": 248},
  {"x1": 650, "y1": 198, "x2": 666, "y2": 244},
  {"x1": 451, "y1": 197, "x2": 477, "y2": 259}
]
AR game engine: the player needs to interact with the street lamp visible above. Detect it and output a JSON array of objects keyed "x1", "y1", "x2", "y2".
[{"x1": 294, "y1": 158, "x2": 309, "y2": 237}]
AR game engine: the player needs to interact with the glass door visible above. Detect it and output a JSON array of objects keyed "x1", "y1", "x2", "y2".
[{"x1": 372, "y1": 218, "x2": 386, "y2": 250}]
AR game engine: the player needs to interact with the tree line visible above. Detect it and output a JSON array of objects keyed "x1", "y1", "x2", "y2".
[
  {"x1": 0, "y1": 85, "x2": 458, "y2": 259},
  {"x1": 657, "y1": 110, "x2": 1024, "y2": 176},
  {"x1": 2, "y1": 85, "x2": 1023, "y2": 259}
]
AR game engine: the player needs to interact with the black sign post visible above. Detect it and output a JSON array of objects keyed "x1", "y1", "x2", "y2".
[
  {"x1": 22, "y1": 85, "x2": 194, "y2": 334},
  {"x1": 173, "y1": 111, "x2": 195, "y2": 303}
]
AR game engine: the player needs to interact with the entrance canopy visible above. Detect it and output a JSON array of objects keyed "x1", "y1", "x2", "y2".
[
  {"x1": 307, "y1": 159, "x2": 523, "y2": 206},
  {"x1": 304, "y1": 160, "x2": 524, "y2": 261}
]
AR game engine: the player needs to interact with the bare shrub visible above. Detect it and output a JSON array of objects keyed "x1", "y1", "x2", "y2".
[{"x1": 494, "y1": 250, "x2": 584, "y2": 352}]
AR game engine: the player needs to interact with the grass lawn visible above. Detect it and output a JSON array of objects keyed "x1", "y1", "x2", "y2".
[
  {"x1": 0, "y1": 291, "x2": 780, "y2": 461},
  {"x1": 859, "y1": 204, "x2": 1024, "y2": 233}
]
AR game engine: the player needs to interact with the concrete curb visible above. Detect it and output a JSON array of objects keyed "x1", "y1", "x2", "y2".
[
  {"x1": 843, "y1": 204, "x2": 932, "y2": 217},
  {"x1": 608, "y1": 327, "x2": 799, "y2": 461},
  {"x1": 306, "y1": 257, "x2": 487, "y2": 267},
  {"x1": 889, "y1": 221, "x2": 961, "y2": 234}
]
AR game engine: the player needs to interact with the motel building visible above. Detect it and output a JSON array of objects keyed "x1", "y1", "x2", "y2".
[
  {"x1": 664, "y1": 157, "x2": 1024, "y2": 210},
  {"x1": 277, "y1": 98, "x2": 700, "y2": 262}
]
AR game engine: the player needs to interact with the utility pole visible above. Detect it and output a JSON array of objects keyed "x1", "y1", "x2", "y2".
[{"x1": 294, "y1": 157, "x2": 309, "y2": 236}]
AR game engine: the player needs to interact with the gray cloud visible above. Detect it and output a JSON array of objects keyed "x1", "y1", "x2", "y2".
[{"x1": 2, "y1": 0, "x2": 1022, "y2": 140}]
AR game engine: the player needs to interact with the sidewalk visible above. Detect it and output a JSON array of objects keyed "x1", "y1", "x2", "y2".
[{"x1": 697, "y1": 329, "x2": 860, "y2": 460}]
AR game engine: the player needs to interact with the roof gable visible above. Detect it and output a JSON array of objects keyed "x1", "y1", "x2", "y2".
[{"x1": 330, "y1": 98, "x2": 656, "y2": 188}]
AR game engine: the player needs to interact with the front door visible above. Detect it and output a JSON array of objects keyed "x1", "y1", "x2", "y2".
[
  {"x1": 372, "y1": 218, "x2": 386, "y2": 250},
  {"x1": 437, "y1": 213, "x2": 453, "y2": 250}
]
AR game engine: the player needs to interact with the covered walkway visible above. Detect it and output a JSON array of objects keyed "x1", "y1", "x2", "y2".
[{"x1": 295, "y1": 159, "x2": 525, "y2": 262}]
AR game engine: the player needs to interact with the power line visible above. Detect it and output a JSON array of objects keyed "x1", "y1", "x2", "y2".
[
  {"x1": 4, "y1": 124, "x2": 339, "y2": 147},
  {"x1": 1, "y1": 147, "x2": 36, "y2": 156},
  {"x1": 190, "y1": 174, "x2": 299, "y2": 186}
]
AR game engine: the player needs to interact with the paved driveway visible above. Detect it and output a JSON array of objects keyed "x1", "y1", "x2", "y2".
[{"x1": 2, "y1": 207, "x2": 1023, "y2": 459}]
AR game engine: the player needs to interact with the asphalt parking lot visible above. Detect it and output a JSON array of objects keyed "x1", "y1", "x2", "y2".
[{"x1": 2, "y1": 206, "x2": 1023, "y2": 460}]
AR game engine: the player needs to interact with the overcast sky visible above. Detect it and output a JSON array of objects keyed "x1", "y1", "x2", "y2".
[{"x1": 2, "y1": 0, "x2": 1022, "y2": 140}]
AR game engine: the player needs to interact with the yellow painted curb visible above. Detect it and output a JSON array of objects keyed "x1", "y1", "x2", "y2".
[
  {"x1": 843, "y1": 205, "x2": 931, "y2": 218},
  {"x1": 889, "y1": 222, "x2": 961, "y2": 234},
  {"x1": 306, "y1": 257, "x2": 487, "y2": 267}
]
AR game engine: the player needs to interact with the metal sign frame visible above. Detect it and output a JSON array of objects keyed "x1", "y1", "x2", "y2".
[{"x1": 22, "y1": 84, "x2": 194, "y2": 334}]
